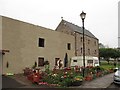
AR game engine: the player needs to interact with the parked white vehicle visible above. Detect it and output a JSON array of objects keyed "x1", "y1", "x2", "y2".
[
  {"x1": 113, "y1": 68, "x2": 120, "y2": 84},
  {"x1": 70, "y1": 56, "x2": 99, "y2": 67}
]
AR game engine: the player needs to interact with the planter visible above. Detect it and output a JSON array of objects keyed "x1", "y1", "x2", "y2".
[
  {"x1": 23, "y1": 68, "x2": 32, "y2": 76},
  {"x1": 92, "y1": 74, "x2": 96, "y2": 79},
  {"x1": 96, "y1": 72, "x2": 102, "y2": 77},
  {"x1": 103, "y1": 70, "x2": 109, "y2": 75},
  {"x1": 72, "y1": 81, "x2": 82, "y2": 86},
  {"x1": 27, "y1": 74, "x2": 33, "y2": 81},
  {"x1": 27, "y1": 73, "x2": 41, "y2": 84},
  {"x1": 85, "y1": 76, "x2": 93, "y2": 81},
  {"x1": 109, "y1": 69, "x2": 114, "y2": 73}
]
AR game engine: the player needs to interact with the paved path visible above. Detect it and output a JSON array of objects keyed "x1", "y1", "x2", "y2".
[
  {"x1": 8, "y1": 74, "x2": 50, "y2": 88},
  {"x1": 75, "y1": 73, "x2": 114, "y2": 88},
  {"x1": 2, "y1": 75, "x2": 25, "y2": 88},
  {"x1": 10, "y1": 74, "x2": 32, "y2": 86}
]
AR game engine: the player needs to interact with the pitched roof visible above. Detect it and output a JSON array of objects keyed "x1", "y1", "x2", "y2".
[{"x1": 61, "y1": 20, "x2": 97, "y2": 39}]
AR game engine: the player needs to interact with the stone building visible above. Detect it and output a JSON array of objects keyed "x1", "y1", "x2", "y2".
[
  {"x1": 0, "y1": 16, "x2": 99, "y2": 74},
  {"x1": 56, "y1": 19, "x2": 99, "y2": 57}
]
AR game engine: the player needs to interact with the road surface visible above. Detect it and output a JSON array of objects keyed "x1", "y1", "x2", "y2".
[
  {"x1": 108, "y1": 82, "x2": 120, "y2": 88},
  {"x1": 2, "y1": 75, "x2": 25, "y2": 88}
]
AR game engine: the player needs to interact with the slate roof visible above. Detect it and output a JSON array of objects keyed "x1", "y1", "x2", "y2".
[{"x1": 62, "y1": 20, "x2": 97, "y2": 39}]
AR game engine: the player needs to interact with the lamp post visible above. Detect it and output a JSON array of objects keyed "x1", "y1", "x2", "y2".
[{"x1": 80, "y1": 11, "x2": 86, "y2": 77}]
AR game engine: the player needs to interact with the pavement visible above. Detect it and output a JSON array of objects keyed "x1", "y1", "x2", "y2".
[
  {"x1": 2, "y1": 75, "x2": 26, "y2": 88},
  {"x1": 9, "y1": 74, "x2": 32, "y2": 86},
  {"x1": 2, "y1": 73, "x2": 115, "y2": 88},
  {"x1": 71, "y1": 73, "x2": 115, "y2": 88},
  {"x1": 3, "y1": 74, "x2": 50, "y2": 88}
]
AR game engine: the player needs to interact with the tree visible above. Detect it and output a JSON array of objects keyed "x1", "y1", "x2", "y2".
[
  {"x1": 111, "y1": 49, "x2": 120, "y2": 59},
  {"x1": 99, "y1": 48, "x2": 110, "y2": 64},
  {"x1": 99, "y1": 48, "x2": 120, "y2": 64}
]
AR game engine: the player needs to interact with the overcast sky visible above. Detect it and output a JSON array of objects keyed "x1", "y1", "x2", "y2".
[{"x1": 0, "y1": 0, "x2": 119, "y2": 48}]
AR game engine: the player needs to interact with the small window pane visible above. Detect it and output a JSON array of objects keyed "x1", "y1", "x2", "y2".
[
  {"x1": 88, "y1": 49, "x2": 90, "y2": 55},
  {"x1": 81, "y1": 48, "x2": 82, "y2": 54},
  {"x1": 87, "y1": 60, "x2": 93, "y2": 63},
  {"x1": 81, "y1": 37, "x2": 83, "y2": 42},
  {"x1": 67, "y1": 43, "x2": 71, "y2": 50},
  {"x1": 55, "y1": 58, "x2": 60, "y2": 66},
  {"x1": 39, "y1": 38, "x2": 44, "y2": 47},
  {"x1": 38, "y1": 57, "x2": 44, "y2": 66},
  {"x1": 94, "y1": 41, "x2": 96, "y2": 46},
  {"x1": 95, "y1": 50, "x2": 97, "y2": 54},
  {"x1": 73, "y1": 60, "x2": 77, "y2": 62}
]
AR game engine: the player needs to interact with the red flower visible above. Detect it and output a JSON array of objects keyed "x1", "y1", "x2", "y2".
[
  {"x1": 39, "y1": 82, "x2": 48, "y2": 85},
  {"x1": 64, "y1": 75, "x2": 67, "y2": 78}
]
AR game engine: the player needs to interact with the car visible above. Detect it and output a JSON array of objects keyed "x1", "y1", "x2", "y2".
[{"x1": 113, "y1": 68, "x2": 120, "y2": 84}]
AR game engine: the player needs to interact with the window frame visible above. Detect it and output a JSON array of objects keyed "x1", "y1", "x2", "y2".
[
  {"x1": 73, "y1": 60, "x2": 77, "y2": 62},
  {"x1": 67, "y1": 43, "x2": 71, "y2": 50},
  {"x1": 38, "y1": 38, "x2": 45, "y2": 47},
  {"x1": 81, "y1": 37, "x2": 83, "y2": 42},
  {"x1": 81, "y1": 47, "x2": 83, "y2": 54},
  {"x1": 55, "y1": 58, "x2": 60, "y2": 66},
  {"x1": 87, "y1": 60, "x2": 93, "y2": 63},
  {"x1": 38, "y1": 57, "x2": 44, "y2": 67}
]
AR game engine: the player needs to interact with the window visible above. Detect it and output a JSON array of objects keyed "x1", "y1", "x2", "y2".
[
  {"x1": 55, "y1": 58, "x2": 60, "y2": 66},
  {"x1": 81, "y1": 37, "x2": 83, "y2": 42},
  {"x1": 94, "y1": 41, "x2": 96, "y2": 46},
  {"x1": 87, "y1": 60, "x2": 93, "y2": 66},
  {"x1": 81, "y1": 48, "x2": 83, "y2": 54},
  {"x1": 88, "y1": 49, "x2": 90, "y2": 55},
  {"x1": 38, "y1": 57, "x2": 44, "y2": 66},
  {"x1": 38, "y1": 38, "x2": 44, "y2": 47},
  {"x1": 88, "y1": 40, "x2": 90, "y2": 44},
  {"x1": 95, "y1": 60, "x2": 98, "y2": 64},
  {"x1": 94, "y1": 50, "x2": 97, "y2": 54},
  {"x1": 67, "y1": 43, "x2": 71, "y2": 50},
  {"x1": 73, "y1": 60, "x2": 77, "y2": 62},
  {"x1": 87, "y1": 60, "x2": 93, "y2": 63}
]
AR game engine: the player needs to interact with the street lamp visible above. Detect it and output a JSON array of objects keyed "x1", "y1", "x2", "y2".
[{"x1": 80, "y1": 11, "x2": 86, "y2": 77}]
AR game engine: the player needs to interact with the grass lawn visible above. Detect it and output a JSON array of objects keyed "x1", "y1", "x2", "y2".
[{"x1": 100, "y1": 60, "x2": 120, "y2": 70}]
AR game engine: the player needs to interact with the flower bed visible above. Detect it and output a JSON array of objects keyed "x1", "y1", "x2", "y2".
[
  {"x1": 40, "y1": 67, "x2": 83, "y2": 87},
  {"x1": 23, "y1": 66, "x2": 114, "y2": 87}
]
